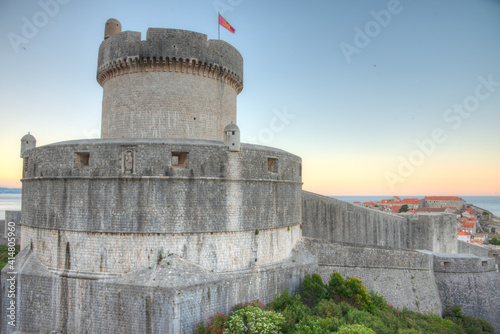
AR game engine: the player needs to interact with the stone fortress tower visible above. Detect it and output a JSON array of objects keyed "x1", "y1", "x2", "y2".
[
  {"x1": 4, "y1": 19, "x2": 316, "y2": 333},
  {"x1": 3, "y1": 18, "x2": 500, "y2": 334},
  {"x1": 98, "y1": 19, "x2": 242, "y2": 140}
]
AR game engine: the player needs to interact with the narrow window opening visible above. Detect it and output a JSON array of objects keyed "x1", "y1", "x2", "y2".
[
  {"x1": 482, "y1": 261, "x2": 488, "y2": 267},
  {"x1": 172, "y1": 152, "x2": 188, "y2": 168},
  {"x1": 299, "y1": 163, "x2": 302, "y2": 177},
  {"x1": 268, "y1": 157, "x2": 278, "y2": 173},
  {"x1": 75, "y1": 152, "x2": 90, "y2": 167},
  {"x1": 441, "y1": 261, "x2": 450, "y2": 267}
]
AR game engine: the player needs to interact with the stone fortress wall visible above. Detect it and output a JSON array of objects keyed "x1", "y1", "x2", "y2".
[
  {"x1": 2, "y1": 18, "x2": 499, "y2": 334},
  {"x1": 20, "y1": 138, "x2": 302, "y2": 274},
  {"x1": 301, "y1": 191, "x2": 500, "y2": 331}
]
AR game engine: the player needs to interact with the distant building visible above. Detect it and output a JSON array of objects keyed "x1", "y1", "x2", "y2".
[
  {"x1": 461, "y1": 222, "x2": 476, "y2": 235},
  {"x1": 415, "y1": 207, "x2": 455, "y2": 214},
  {"x1": 422, "y1": 196, "x2": 466, "y2": 210},
  {"x1": 457, "y1": 231, "x2": 472, "y2": 243}
]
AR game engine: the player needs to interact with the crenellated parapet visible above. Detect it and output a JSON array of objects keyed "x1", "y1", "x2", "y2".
[{"x1": 97, "y1": 28, "x2": 243, "y2": 92}]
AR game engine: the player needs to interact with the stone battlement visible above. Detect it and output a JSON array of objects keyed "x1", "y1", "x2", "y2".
[{"x1": 97, "y1": 29, "x2": 243, "y2": 90}]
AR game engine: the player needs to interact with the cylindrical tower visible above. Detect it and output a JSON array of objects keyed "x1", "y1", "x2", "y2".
[{"x1": 97, "y1": 21, "x2": 243, "y2": 140}]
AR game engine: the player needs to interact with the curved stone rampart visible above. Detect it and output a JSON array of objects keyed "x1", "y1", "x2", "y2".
[
  {"x1": 22, "y1": 224, "x2": 302, "y2": 273},
  {"x1": 21, "y1": 139, "x2": 301, "y2": 233}
]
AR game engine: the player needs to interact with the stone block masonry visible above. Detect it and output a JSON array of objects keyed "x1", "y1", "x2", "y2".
[{"x1": 1, "y1": 242, "x2": 317, "y2": 333}]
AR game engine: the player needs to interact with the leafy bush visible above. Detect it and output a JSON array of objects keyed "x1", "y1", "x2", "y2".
[
  {"x1": 267, "y1": 288, "x2": 299, "y2": 312},
  {"x1": 226, "y1": 306, "x2": 285, "y2": 334},
  {"x1": 269, "y1": 289, "x2": 311, "y2": 333},
  {"x1": 0, "y1": 244, "x2": 20, "y2": 270},
  {"x1": 369, "y1": 290, "x2": 388, "y2": 310},
  {"x1": 444, "y1": 305, "x2": 494, "y2": 334},
  {"x1": 232, "y1": 300, "x2": 271, "y2": 313},
  {"x1": 327, "y1": 272, "x2": 374, "y2": 313},
  {"x1": 337, "y1": 324, "x2": 377, "y2": 334},
  {"x1": 344, "y1": 308, "x2": 392, "y2": 334},
  {"x1": 489, "y1": 236, "x2": 500, "y2": 246},
  {"x1": 292, "y1": 315, "x2": 343, "y2": 333},
  {"x1": 300, "y1": 273, "x2": 327, "y2": 307},
  {"x1": 314, "y1": 299, "x2": 343, "y2": 319},
  {"x1": 193, "y1": 313, "x2": 228, "y2": 334}
]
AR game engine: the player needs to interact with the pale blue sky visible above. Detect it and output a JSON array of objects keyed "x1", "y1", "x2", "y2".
[{"x1": 1, "y1": 0, "x2": 499, "y2": 195}]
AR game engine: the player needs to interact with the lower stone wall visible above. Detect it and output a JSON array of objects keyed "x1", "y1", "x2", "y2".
[
  {"x1": 303, "y1": 238, "x2": 443, "y2": 315},
  {"x1": 22, "y1": 224, "x2": 302, "y2": 274},
  {"x1": 1, "y1": 242, "x2": 317, "y2": 334},
  {"x1": 302, "y1": 191, "x2": 407, "y2": 249},
  {"x1": 457, "y1": 240, "x2": 491, "y2": 257},
  {"x1": 435, "y1": 270, "x2": 500, "y2": 331}
]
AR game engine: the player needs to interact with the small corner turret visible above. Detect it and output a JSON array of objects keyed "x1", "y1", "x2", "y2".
[
  {"x1": 224, "y1": 123, "x2": 240, "y2": 151},
  {"x1": 20, "y1": 132, "x2": 36, "y2": 157},
  {"x1": 104, "y1": 18, "x2": 122, "y2": 40}
]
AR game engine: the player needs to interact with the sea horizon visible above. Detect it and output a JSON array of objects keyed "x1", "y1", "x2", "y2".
[{"x1": 1, "y1": 193, "x2": 499, "y2": 219}]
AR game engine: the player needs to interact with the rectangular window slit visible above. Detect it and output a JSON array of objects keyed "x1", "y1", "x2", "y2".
[
  {"x1": 75, "y1": 152, "x2": 90, "y2": 167},
  {"x1": 172, "y1": 152, "x2": 188, "y2": 168},
  {"x1": 268, "y1": 157, "x2": 278, "y2": 173}
]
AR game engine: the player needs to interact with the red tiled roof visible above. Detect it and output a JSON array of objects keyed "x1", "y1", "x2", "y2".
[
  {"x1": 425, "y1": 196, "x2": 464, "y2": 201},
  {"x1": 401, "y1": 198, "x2": 421, "y2": 204},
  {"x1": 457, "y1": 231, "x2": 471, "y2": 235},
  {"x1": 462, "y1": 222, "x2": 475, "y2": 228}
]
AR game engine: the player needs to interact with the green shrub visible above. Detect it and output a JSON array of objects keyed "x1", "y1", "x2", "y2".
[
  {"x1": 0, "y1": 244, "x2": 20, "y2": 270},
  {"x1": 300, "y1": 273, "x2": 327, "y2": 307},
  {"x1": 327, "y1": 272, "x2": 374, "y2": 313},
  {"x1": 344, "y1": 308, "x2": 392, "y2": 334},
  {"x1": 267, "y1": 288, "x2": 300, "y2": 312},
  {"x1": 193, "y1": 313, "x2": 228, "y2": 334},
  {"x1": 313, "y1": 299, "x2": 343, "y2": 319},
  {"x1": 292, "y1": 315, "x2": 344, "y2": 334},
  {"x1": 337, "y1": 324, "x2": 377, "y2": 334},
  {"x1": 232, "y1": 300, "x2": 271, "y2": 313},
  {"x1": 443, "y1": 305, "x2": 494, "y2": 334},
  {"x1": 226, "y1": 306, "x2": 285, "y2": 334},
  {"x1": 268, "y1": 287, "x2": 311, "y2": 332},
  {"x1": 369, "y1": 290, "x2": 387, "y2": 310}
]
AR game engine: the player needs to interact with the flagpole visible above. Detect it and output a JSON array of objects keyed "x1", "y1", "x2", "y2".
[{"x1": 218, "y1": 11, "x2": 220, "y2": 40}]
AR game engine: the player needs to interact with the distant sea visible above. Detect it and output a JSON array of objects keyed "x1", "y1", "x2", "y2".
[
  {"x1": 332, "y1": 196, "x2": 500, "y2": 217},
  {"x1": 0, "y1": 194, "x2": 22, "y2": 220},
  {"x1": 1, "y1": 193, "x2": 499, "y2": 220}
]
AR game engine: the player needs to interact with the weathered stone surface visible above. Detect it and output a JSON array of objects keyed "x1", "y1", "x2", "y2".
[
  {"x1": 302, "y1": 191, "x2": 407, "y2": 248},
  {"x1": 1, "y1": 242, "x2": 317, "y2": 334},
  {"x1": 304, "y1": 237, "x2": 442, "y2": 315}
]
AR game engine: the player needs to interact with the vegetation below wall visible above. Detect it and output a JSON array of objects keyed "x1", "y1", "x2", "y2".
[
  {"x1": 0, "y1": 244, "x2": 20, "y2": 270},
  {"x1": 194, "y1": 271, "x2": 494, "y2": 334}
]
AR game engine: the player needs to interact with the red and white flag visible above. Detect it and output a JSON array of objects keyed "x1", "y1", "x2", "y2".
[{"x1": 218, "y1": 14, "x2": 235, "y2": 33}]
